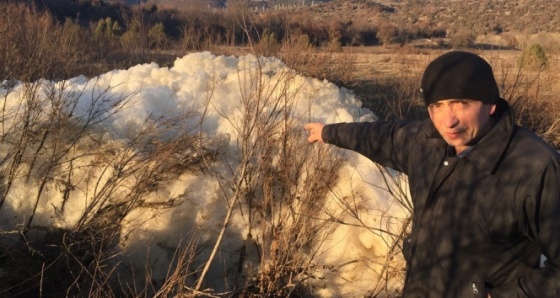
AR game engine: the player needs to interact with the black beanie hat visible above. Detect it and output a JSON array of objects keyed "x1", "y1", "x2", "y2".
[{"x1": 421, "y1": 51, "x2": 500, "y2": 106}]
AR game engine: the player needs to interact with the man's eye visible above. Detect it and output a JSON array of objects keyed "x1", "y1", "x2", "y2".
[{"x1": 450, "y1": 101, "x2": 469, "y2": 107}]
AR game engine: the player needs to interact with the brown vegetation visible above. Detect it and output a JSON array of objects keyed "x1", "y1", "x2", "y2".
[{"x1": 0, "y1": 0, "x2": 559, "y2": 297}]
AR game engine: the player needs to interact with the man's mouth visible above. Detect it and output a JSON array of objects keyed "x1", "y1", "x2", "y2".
[{"x1": 445, "y1": 131, "x2": 463, "y2": 139}]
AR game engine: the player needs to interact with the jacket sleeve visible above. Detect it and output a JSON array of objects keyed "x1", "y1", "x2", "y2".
[
  {"x1": 321, "y1": 120, "x2": 422, "y2": 175},
  {"x1": 492, "y1": 158, "x2": 560, "y2": 297},
  {"x1": 517, "y1": 158, "x2": 560, "y2": 297}
]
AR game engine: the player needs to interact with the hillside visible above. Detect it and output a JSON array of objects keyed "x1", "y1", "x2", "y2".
[
  {"x1": 144, "y1": 0, "x2": 560, "y2": 34},
  {"x1": 278, "y1": 0, "x2": 559, "y2": 34},
  {"x1": 45, "y1": 0, "x2": 560, "y2": 36}
]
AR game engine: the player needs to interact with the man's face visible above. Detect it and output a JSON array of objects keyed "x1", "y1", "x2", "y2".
[{"x1": 428, "y1": 99, "x2": 496, "y2": 153}]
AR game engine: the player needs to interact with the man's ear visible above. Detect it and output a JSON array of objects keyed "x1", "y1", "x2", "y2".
[{"x1": 489, "y1": 104, "x2": 496, "y2": 116}]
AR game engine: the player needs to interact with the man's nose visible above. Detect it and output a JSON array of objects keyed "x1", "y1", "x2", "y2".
[{"x1": 443, "y1": 108, "x2": 459, "y2": 128}]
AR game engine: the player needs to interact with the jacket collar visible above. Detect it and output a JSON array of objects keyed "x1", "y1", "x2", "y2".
[
  {"x1": 419, "y1": 99, "x2": 515, "y2": 175},
  {"x1": 463, "y1": 106, "x2": 514, "y2": 175}
]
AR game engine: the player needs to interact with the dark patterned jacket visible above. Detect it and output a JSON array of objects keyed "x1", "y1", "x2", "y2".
[{"x1": 322, "y1": 100, "x2": 560, "y2": 297}]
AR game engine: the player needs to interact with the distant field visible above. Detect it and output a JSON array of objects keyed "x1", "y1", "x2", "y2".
[{"x1": 331, "y1": 46, "x2": 560, "y2": 103}]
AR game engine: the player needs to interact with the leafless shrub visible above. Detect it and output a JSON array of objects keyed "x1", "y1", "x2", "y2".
[
  {"x1": 279, "y1": 32, "x2": 355, "y2": 86},
  {"x1": 280, "y1": 31, "x2": 314, "y2": 67},
  {"x1": 0, "y1": 75, "x2": 210, "y2": 296},
  {"x1": 0, "y1": 2, "x2": 96, "y2": 81},
  {"x1": 377, "y1": 22, "x2": 398, "y2": 48},
  {"x1": 152, "y1": 231, "x2": 200, "y2": 297},
  {"x1": 186, "y1": 50, "x2": 344, "y2": 295},
  {"x1": 255, "y1": 29, "x2": 282, "y2": 57},
  {"x1": 449, "y1": 30, "x2": 476, "y2": 49},
  {"x1": 491, "y1": 54, "x2": 560, "y2": 148},
  {"x1": 366, "y1": 166, "x2": 411, "y2": 296},
  {"x1": 182, "y1": 7, "x2": 415, "y2": 297}
]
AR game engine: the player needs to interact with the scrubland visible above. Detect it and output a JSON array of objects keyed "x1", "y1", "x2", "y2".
[{"x1": 1, "y1": 1, "x2": 559, "y2": 297}]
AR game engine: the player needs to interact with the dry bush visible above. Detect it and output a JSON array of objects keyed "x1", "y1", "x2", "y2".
[
  {"x1": 490, "y1": 52, "x2": 560, "y2": 148},
  {"x1": 186, "y1": 13, "x2": 346, "y2": 294},
  {"x1": 376, "y1": 22, "x2": 398, "y2": 48},
  {"x1": 507, "y1": 73, "x2": 560, "y2": 148},
  {"x1": 518, "y1": 43, "x2": 549, "y2": 71},
  {"x1": 278, "y1": 30, "x2": 355, "y2": 87},
  {"x1": 177, "y1": 5, "x2": 238, "y2": 52},
  {"x1": 0, "y1": 75, "x2": 211, "y2": 296},
  {"x1": 178, "y1": 9, "x2": 412, "y2": 296},
  {"x1": 230, "y1": 13, "x2": 415, "y2": 297},
  {"x1": 0, "y1": 2, "x2": 96, "y2": 81},
  {"x1": 254, "y1": 29, "x2": 282, "y2": 57},
  {"x1": 117, "y1": 5, "x2": 173, "y2": 58},
  {"x1": 449, "y1": 30, "x2": 476, "y2": 49},
  {"x1": 92, "y1": 17, "x2": 123, "y2": 53}
]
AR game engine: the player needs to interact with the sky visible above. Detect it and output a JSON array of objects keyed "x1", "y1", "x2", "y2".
[{"x1": 0, "y1": 52, "x2": 410, "y2": 297}]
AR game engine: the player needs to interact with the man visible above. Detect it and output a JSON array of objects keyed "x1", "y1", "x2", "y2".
[{"x1": 305, "y1": 51, "x2": 560, "y2": 297}]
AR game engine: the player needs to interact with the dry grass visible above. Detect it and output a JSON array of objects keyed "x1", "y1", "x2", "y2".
[{"x1": 2, "y1": 1, "x2": 560, "y2": 296}]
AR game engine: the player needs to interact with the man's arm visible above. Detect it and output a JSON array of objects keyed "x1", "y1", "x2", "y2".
[
  {"x1": 490, "y1": 159, "x2": 560, "y2": 297},
  {"x1": 520, "y1": 159, "x2": 560, "y2": 297},
  {"x1": 304, "y1": 120, "x2": 422, "y2": 174}
]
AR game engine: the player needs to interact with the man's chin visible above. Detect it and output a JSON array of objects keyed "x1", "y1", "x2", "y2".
[{"x1": 444, "y1": 139, "x2": 468, "y2": 149}]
